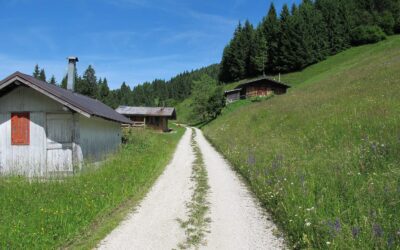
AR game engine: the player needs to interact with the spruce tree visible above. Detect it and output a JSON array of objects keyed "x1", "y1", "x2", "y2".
[
  {"x1": 241, "y1": 20, "x2": 255, "y2": 78},
  {"x1": 98, "y1": 78, "x2": 110, "y2": 102},
  {"x1": 229, "y1": 23, "x2": 247, "y2": 81},
  {"x1": 249, "y1": 27, "x2": 267, "y2": 77},
  {"x1": 49, "y1": 75, "x2": 56, "y2": 85},
  {"x1": 316, "y1": 0, "x2": 351, "y2": 54},
  {"x1": 261, "y1": 3, "x2": 280, "y2": 73},
  {"x1": 78, "y1": 65, "x2": 98, "y2": 98},
  {"x1": 61, "y1": 75, "x2": 68, "y2": 89},
  {"x1": 38, "y1": 69, "x2": 46, "y2": 82},
  {"x1": 33, "y1": 64, "x2": 40, "y2": 79},
  {"x1": 277, "y1": 4, "x2": 296, "y2": 72}
]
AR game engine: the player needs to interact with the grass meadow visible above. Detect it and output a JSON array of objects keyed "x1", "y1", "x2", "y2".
[
  {"x1": 203, "y1": 36, "x2": 400, "y2": 249},
  {"x1": 0, "y1": 125, "x2": 184, "y2": 249}
]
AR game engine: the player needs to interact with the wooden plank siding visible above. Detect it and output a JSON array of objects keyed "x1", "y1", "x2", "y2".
[{"x1": 0, "y1": 86, "x2": 122, "y2": 177}]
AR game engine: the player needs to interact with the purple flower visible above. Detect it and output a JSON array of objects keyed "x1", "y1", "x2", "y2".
[
  {"x1": 334, "y1": 219, "x2": 341, "y2": 233},
  {"x1": 373, "y1": 223, "x2": 383, "y2": 237},
  {"x1": 352, "y1": 227, "x2": 361, "y2": 238},
  {"x1": 247, "y1": 153, "x2": 256, "y2": 167},
  {"x1": 271, "y1": 154, "x2": 284, "y2": 170}
]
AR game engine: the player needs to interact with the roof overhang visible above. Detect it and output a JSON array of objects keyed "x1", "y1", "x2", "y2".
[{"x1": 0, "y1": 76, "x2": 91, "y2": 118}]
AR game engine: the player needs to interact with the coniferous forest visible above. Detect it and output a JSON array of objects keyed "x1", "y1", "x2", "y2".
[
  {"x1": 219, "y1": 0, "x2": 400, "y2": 82},
  {"x1": 33, "y1": 0, "x2": 399, "y2": 108}
]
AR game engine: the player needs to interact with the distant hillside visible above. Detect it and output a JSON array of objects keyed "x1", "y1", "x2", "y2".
[
  {"x1": 118, "y1": 64, "x2": 220, "y2": 108},
  {"x1": 202, "y1": 36, "x2": 400, "y2": 248}
]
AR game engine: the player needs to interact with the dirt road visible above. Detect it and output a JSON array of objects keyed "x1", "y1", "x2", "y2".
[{"x1": 98, "y1": 128, "x2": 283, "y2": 250}]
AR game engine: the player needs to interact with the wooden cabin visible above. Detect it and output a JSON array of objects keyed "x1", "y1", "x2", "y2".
[
  {"x1": 0, "y1": 71, "x2": 132, "y2": 177},
  {"x1": 116, "y1": 106, "x2": 177, "y2": 132},
  {"x1": 225, "y1": 76, "x2": 290, "y2": 103}
]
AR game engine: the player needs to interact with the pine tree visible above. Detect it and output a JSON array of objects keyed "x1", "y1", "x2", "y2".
[
  {"x1": 297, "y1": 0, "x2": 329, "y2": 66},
  {"x1": 316, "y1": 0, "x2": 351, "y2": 54},
  {"x1": 219, "y1": 45, "x2": 233, "y2": 83},
  {"x1": 61, "y1": 75, "x2": 68, "y2": 89},
  {"x1": 33, "y1": 65, "x2": 40, "y2": 79},
  {"x1": 261, "y1": 3, "x2": 280, "y2": 73},
  {"x1": 277, "y1": 4, "x2": 297, "y2": 72},
  {"x1": 77, "y1": 65, "x2": 98, "y2": 98},
  {"x1": 38, "y1": 69, "x2": 46, "y2": 82},
  {"x1": 249, "y1": 26, "x2": 267, "y2": 77},
  {"x1": 98, "y1": 77, "x2": 110, "y2": 102},
  {"x1": 49, "y1": 75, "x2": 56, "y2": 85},
  {"x1": 241, "y1": 20, "x2": 255, "y2": 77},
  {"x1": 120, "y1": 82, "x2": 131, "y2": 105}
]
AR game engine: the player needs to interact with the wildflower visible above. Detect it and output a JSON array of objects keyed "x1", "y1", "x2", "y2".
[
  {"x1": 373, "y1": 223, "x2": 383, "y2": 237},
  {"x1": 352, "y1": 227, "x2": 361, "y2": 238},
  {"x1": 291, "y1": 182, "x2": 294, "y2": 185},
  {"x1": 305, "y1": 222, "x2": 311, "y2": 227},
  {"x1": 326, "y1": 241, "x2": 331, "y2": 245},
  {"x1": 334, "y1": 219, "x2": 341, "y2": 232}
]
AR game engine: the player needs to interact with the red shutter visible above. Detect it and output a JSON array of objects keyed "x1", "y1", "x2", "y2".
[{"x1": 11, "y1": 113, "x2": 30, "y2": 145}]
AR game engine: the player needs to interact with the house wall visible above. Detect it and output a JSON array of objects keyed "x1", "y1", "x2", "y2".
[
  {"x1": 245, "y1": 85, "x2": 273, "y2": 98},
  {"x1": 0, "y1": 86, "x2": 67, "y2": 176},
  {"x1": 78, "y1": 115, "x2": 121, "y2": 163},
  {"x1": 226, "y1": 92, "x2": 240, "y2": 103},
  {"x1": 0, "y1": 86, "x2": 122, "y2": 176}
]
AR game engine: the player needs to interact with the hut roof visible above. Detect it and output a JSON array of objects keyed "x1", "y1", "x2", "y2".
[
  {"x1": 224, "y1": 88, "x2": 242, "y2": 94},
  {"x1": 236, "y1": 76, "x2": 291, "y2": 89},
  {"x1": 116, "y1": 106, "x2": 177, "y2": 119},
  {"x1": 0, "y1": 71, "x2": 132, "y2": 124}
]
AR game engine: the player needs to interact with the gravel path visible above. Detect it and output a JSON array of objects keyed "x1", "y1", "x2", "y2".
[
  {"x1": 97, "y1": 128, "x2": 284, "y2": 250},
  {"x1": 194, "y1": 128, "x2": 284, "y2": 250},
  {"x1": 98, "y1": 128, "x2": 195, "y2": 250}
]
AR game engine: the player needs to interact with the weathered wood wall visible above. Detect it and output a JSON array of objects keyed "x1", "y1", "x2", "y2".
[
  {"x1": 226, "y1": 92, "x2": 240, "y2": 103},
  {"x1": 78, "y1": 116, "x2": 121, "y2": 163}
]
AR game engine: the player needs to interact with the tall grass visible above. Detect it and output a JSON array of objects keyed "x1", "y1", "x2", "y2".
[
  {"x1": 0, "y1": 125, "x2": 184, "y2": 249},
  {"x1": 203, "y1": 36, "x2": 400, "y2": 249}
]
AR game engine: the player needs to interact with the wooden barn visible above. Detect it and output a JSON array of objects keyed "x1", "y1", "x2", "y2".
[
  {"x1": 225, "y1": 76, "x2": 290, "y2": 103},
  {"x1": 116, "y1": 106, "x2": 176, "y2": 132},
  {"x1": 0, "y1": 59, "x2": 131, "y2": 177}
]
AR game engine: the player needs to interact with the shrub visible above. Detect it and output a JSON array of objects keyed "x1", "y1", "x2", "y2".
[{"x1": 351, "y1": 25, "x2": 386, "y2": 46}]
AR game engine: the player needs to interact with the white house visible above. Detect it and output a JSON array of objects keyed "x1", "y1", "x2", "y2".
[{"x1": 0, "y1": 58, "x2": 131, "y2": 177}]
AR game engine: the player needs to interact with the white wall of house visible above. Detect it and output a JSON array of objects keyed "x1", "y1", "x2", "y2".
[
  {"x1": 78, "y1": 115, "x2": 121, "y2": 163},
  {"x1": 0, "y1": 86, "x2": 122, "y2": 177}
]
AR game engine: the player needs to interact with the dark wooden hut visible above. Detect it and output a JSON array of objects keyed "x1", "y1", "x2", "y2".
[
  {"x1": 225, "y1": 76, "x2": 290, "y2": 103},
  {"x1": 116, "y1": 106, "x2": 177, "y2": 132}
]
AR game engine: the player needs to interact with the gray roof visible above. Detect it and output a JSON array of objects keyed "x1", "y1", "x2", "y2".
[
  {"x1": 236, "y1": 76, "x2": 291, "y2": 89},
  {"x1": 0, "y1": 72, "x2": 132, "y2": 124},
  {"x1": 116, "y1": 106, "x2": 176, "y2": 119},
  {"x1": 224, "y1": 88, "x2": 242, "y2": 94}
]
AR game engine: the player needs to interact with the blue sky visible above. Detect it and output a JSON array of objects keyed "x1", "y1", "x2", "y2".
[{"x1": 0, "y1": 0, "x2": 300, "y2": 89}]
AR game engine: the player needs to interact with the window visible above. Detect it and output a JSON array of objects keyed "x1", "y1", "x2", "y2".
[{"x1": 11, "y1": 112, "x2": 30, "y2": 145}]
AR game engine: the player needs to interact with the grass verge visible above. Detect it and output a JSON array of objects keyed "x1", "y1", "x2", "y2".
[
  {"x1": 203, "y1": 36, "x2": 400, "y2": 249},
  {"x1": 0, "y1": 125, "x2": 184, "y2": 249},
  {"x1": 177, "y1": 129, "x2": 210, "y2": 249}
]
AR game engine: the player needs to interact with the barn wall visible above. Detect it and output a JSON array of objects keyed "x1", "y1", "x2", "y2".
[
  {"x1": 226, "y1": 92, "x2": 240, "y2": 103},
  {"x1": 0, "y1": 86, "x2": 65, "y2": 113},
  {"x1": 78, "y1": 115, "x2": 121, "y2": 163},
  {"x1": 0, "y1": 86, "x2": 59, "y2": 176}
]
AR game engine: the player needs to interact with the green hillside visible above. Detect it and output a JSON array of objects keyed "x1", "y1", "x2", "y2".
[{"x1": 202, "y1": 36, "x2": 400, "y2": 249}]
